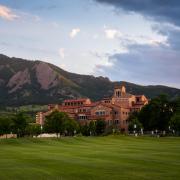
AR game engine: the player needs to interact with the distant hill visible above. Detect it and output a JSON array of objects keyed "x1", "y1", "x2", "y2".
[{"x1": 0, "y1": 54, "x2": 179, "y2": 106}]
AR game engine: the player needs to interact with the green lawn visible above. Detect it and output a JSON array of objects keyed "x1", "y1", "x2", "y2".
[{"x1": 0, "y1": 136, "x2": 180, "y2": 180}]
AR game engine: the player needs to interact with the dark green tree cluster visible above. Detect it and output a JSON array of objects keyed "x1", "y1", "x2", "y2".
[
  {"x1": 26, "y1": 123, "x2": 41, "y2": 137},
  {"x1": 128, "y1": 117, "x2": 143, "y2": 132},
  {"x1": 12, "y1": 112, "x2": 28, "y2": 137},
  {"x1": 44, "y1": 111, "x2": 107, "y2": 137},
  {"x1": 0, "y1": 110, "x2": 107, "y2": 138},
  {"x1": 0, "y1": 112, "x2": 39, "y2": 138},
  {"x1": 0, "y1": 111, "x2": 79, "y2": 138},
  {"x1": 80, "y1": 120, "x2": 106, "y2": 136},
  {"x1": 169, "y1": 97, "x2": 180, "y2": 133},
  {"x1": 128, "y1": 95, "x2": 180, "y2": 135},
  {"x1": 44, "y1": 111, "x2": 79, "y2": 137},
  {"x1": 0, "y1": 117, "x2": 12, "y2": 138}
]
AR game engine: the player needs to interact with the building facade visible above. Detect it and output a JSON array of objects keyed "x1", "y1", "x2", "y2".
[{"x1": 36, "y1": 86, "x2": 148, "y2": 132}]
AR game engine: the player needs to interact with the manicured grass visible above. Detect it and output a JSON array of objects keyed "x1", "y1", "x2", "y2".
[{"x1": 0, "y1": 136, "x2": 180, "y2": 180}]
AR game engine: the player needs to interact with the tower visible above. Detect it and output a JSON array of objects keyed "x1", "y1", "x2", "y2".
[{"x1": 113, "y1": 85, "x2": 126, "y2": 98}]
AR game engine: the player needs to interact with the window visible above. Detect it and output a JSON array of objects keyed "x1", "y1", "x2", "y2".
[
  {"x1": 95, "y1": 111, "x2": 105, "y2": 116},
  {"x1": 123, "y1": 120, "x2": 127, "y2": 125},
  {"x1": 95, "y1": 112, "x2": 99, "y2": 115},
  {"x1": 102, "y1": 111, "x2": 105, "y2": 115},
  {"x1": 78, "y1": 115, "x2": 87, "y2": 120},
  {"x1": 108, "y1": 120, "x2": 112, "y2": 125},
  {"x1": 105, "y1": 100, "x2": 110, "y2": 103},
  {"x1": 115, "y1": 120, "x2": 119, "y2": 124}
]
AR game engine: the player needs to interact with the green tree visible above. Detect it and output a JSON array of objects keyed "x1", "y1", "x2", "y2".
[
  {"x1": 95, "y1": 120, "x2": 106, "y2": 135},
  {"x1": 169, "y1": 97, "x2": 180, "y2": 133},
  {"x1": 12, "y1": 112, "x2": 28, "y2": 138},
  {"x1": 127, "y1": 111, "x2": 139, "y2": 125},
  {"x1": 128, "y1": 117, "x2": 143, "y2": 132},
  {"x1": 138, "y1": 94, "x2": 173, "y2": 131},
  {"x1": 80, "y1": 123, "x2": 90, "y2": 136},
  {"x1": 89, "y1": 121, "x2": 96, "y2": 136},
  {"x1": 172, "y1": 96, "x2": 180, "y2": 113},
  {"x1": 64, "y1": 119, "x2": 79, "y2": 136},
  {"x1": 169, "y1": 114, "x2": 180, "y2": 133},
  {"x1": 26, "y1": 123, "x2": 41, "y2": 137},
  {"x1": 44, "y1": 111, "x2": 70, "y2": 137},
  {"x1": 0, "y1": 117, "x2": 12, "y2": 138}
]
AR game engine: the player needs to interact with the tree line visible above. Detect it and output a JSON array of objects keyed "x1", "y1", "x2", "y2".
[
  {"x1": 0, "y1": 110, "x2": 107, "y2": 138},
  {"x1": 43, "y1": 111, "x2": 106, "y2": 137},
  {"x1": 0, "y1": 112, "x2": 38, "y2": 138}
]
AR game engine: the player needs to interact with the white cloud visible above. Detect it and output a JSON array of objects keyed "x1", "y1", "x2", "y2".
[
  {"x1": 90, "y1": 51, "x2": 114, "y2": 69},
  {"x1": 0, "y1": 5, "x2": 18, "y2": 20},
  {"x1": 93, "y1": 34, "x2": 99, "y2": 39},
  {"x1": 119, "y1": 34, "x2": 168, "y2": 47},
  {"x1": 18, "y1": 12, "x2": 41, "y2": 23},
  {"x1": 51, "y1": 21, "x2": 59, "y2": 28},
  {"x1": 60, "y1": 63, "x2": 66, "y2": 69},
  {"x1": 58, "y1": 48, "x2": 65, "y2": 59},
  {"x1": 34, "y1": 15, "x2": 41, "y2": 22},
  {"x1": 69, "y1": 28, "x2": 80, "y2": 38},
  {"x1": 104, "y1": 28, "x2": 122, "y2": 39}
]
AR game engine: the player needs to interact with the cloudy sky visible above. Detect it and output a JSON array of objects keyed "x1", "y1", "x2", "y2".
[{"x1": 0, "y1": 0, "x2": 180, "y2": 88}]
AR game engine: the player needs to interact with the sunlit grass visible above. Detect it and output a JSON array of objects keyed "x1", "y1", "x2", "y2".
[{"x1": 0, "y1": 136, "x2": 180, "y2": 180}]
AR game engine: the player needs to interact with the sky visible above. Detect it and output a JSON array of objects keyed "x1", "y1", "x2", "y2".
[{"x1": 0, "y1": 0, "x2": 180, "y2": 88}]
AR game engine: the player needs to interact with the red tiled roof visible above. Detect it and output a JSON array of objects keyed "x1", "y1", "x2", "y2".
[
  {"x1": 63, "y1": 98, "x2": 89, "y2": 103},
  {"x1": 60, "y1": 101, "x2": 98, "y2": 108},
  {"x1": 101, "y1": 102, "x2": 130, "y2": 109},
  {"x1": 82, "y1": 102, "x2": 98, "y2": 107}
]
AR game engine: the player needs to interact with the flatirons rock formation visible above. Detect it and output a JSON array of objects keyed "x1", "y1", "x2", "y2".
[{"x1": 0, "y1": 54, "x2": 179, "y2": 106}]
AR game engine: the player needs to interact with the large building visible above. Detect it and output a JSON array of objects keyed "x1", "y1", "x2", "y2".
[{"x1": 36, "y1": 86, "x2": 148, "y2": 132}]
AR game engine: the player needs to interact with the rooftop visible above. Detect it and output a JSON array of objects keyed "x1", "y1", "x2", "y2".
[{"x1": 63, "y1": 98, "x2": 90, "y2": 103}]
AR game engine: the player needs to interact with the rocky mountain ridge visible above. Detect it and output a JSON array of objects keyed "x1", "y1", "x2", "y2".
[{"x1": 0, "y1": 54, "x2": 179, "y2": 106}]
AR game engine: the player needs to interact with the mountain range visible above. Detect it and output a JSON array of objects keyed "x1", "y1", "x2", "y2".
[{"x1": 0, "y1": 54, "x2": 179, "y2": 106}]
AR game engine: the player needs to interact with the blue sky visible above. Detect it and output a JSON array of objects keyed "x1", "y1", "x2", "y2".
[{"x1": 0, "y1": 0, "x2": 179, "y2": 88}]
